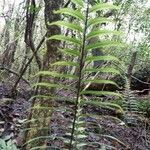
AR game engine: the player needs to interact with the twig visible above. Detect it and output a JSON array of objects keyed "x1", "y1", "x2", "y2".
[
  {"x1": 131, "y1": 75, "x2": 150, "y2": 85},
  {"x1": 133, "y1": 89, "x2": 150, "y2": 94}
]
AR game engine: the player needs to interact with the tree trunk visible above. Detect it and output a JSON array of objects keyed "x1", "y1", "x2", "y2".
[
  {"x1": 24, "y1": 0, "x2": 63, "y2": 149},
  {"x1": 2, "y1": 16, "x2": 20, "y2": 70},
  {"x1": 127, "y1": 51, "x2": 137, "y2": 84}
]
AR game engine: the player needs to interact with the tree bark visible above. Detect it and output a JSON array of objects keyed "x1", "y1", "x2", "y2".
[
  {"x1": 24, "y1": 0, "x2": 63, "y2": 149},
  {"x1": 127, "y1": 51, "x2": 137, "y2": 84}
]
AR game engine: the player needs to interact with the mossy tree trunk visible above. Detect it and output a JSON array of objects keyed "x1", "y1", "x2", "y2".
[{"x1": 24, "y1": 0, "x2": 63, "y2": 149}]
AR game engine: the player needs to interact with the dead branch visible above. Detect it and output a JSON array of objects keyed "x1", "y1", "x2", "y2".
[{"x1": 131, "y1": 75, "x2": 150, "y2": 85}]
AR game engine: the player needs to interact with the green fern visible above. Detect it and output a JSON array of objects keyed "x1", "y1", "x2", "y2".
[
  {"x1": 123, "y1": 77, "x2": 138, "y2": 125},
  {"x1": 27, "y1": 0, "x2": 125, "y2": 149}
]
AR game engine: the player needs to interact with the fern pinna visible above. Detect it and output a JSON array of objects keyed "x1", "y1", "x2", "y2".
[
  {"x1": 123, "y1": 77, "x2": 138, "y2": 125},
  {"x1": 29, "y1": 0, "x2": 125, "y2": 149}
]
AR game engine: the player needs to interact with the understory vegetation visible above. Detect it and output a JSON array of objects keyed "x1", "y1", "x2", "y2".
[{"x1": 0, "y1": 0, "x2": 150, "y2": 150}]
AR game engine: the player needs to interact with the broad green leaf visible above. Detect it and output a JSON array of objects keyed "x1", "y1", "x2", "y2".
[
  {"x1": 35, "y1": 71, "x2": 77, "y2": 79},
  {"x1": 49, "y1": 35, "x2": 81, "y2": 45},
  {"x1": 59, "y1": 48, "x2": 80, "y2": 56},
  {"x1": 81, "y1": 90, "x2": 122, "y2": 97},
  {"x1": 82, "y1": 79, "x2": 118, "y2": 87},
  {"x1": 0, "y1": 139, "x2": 6, "y2": 148},
  {"x1": 54, "y1": 8, "x2": 85, "y2": 21},
  {"x1": 87, "y1": 17, "x2": 114, "y2": 27},
  {"x1": 85, "y1": 41, "x2": 125, "y2": 50},
  {"x1": 51, "y1": 61, "x2": 79, "y2": 67},
  {"x1": 86, "y1": 30, "x2": 122, "y2": 40},
  {"x1": 49, "y1": 21, "x2": 83, "y2": 32},
  {"x1": 85, "y1": 55, "x2": 120, "y2": 62},
  {"x1": 71, "y1": 0, "x2": 84, "y2": 7},
  {"x1": 84, "y1": 67, "x2": 120, "y2": 74},
  {"x1": 89, "y1": 3, "x2": 120, "y2": 13}
]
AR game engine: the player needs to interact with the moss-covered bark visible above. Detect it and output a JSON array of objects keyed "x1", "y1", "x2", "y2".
[{"x1": 24, "y1": 0, "x2": 63, "y2": 149}]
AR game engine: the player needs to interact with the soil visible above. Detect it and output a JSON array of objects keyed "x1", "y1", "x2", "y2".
[{"x1": 0, "y1": 81, "x2": 150, "y2": 150}]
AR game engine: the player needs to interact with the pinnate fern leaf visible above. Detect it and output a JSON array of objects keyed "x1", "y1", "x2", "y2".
[
  {"x1": 49, "y1": 21, "x2": 83, "y2": 32},
  {"x1": 89, "y1": 3, "x2": 120, "y2": 13},
  {"x1": 54, "y1": 8, "x2": 85, "y2": 21},
  {"x1": 49, "y1": 35, "x2": 81, "y2": 45},
  {"x1": 87, "y1": 17, "x2": 114, "y2": 27},
  {"x1": 29, "y1": 1, "x2": 125, "y2": 149}
]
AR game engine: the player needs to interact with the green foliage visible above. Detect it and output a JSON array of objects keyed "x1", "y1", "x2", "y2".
[
  {"x1": 113, "y1": 98, "x2": 150, "y2": 118},
  {"x1": 122, "y1": 78, "x2": 138, "y2": 125},
  {"x1": 123, "y1": 78, "x2": 138, "y2": 113},
  {"x1": 138, "y1": 99, "x2": 150, "y2": 118},
  {"x1": 28, "y1": 0, "x2": 125, "y2": 149},
  {"x1": 0, "y1": 139, "x2": 18, "y2": 150}
]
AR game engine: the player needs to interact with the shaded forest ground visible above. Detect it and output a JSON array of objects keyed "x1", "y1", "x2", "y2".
[{"x1": 0, "y1": 75, "x2": 150, "y2": 150}]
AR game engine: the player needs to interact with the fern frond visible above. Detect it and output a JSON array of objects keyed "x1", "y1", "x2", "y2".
[
  {"x1": 82, "y1": 79, "x2": 118, "y2": 87},
  {"x1": 59, "y1": 48, "x2": 80, "y2": 56},
  {"x1": 122, "y1": 78, "x2": 138, "y2": 125},
  {"x1": 49, "y1": 21, "x2": 83, "y2": 32},
  {"x1": 87, "y1": 17, "x2": 114, "y2": 27},
  {"x1": 49, "y1": 35, "x2": 81, "y2": 45},
  {"x1": 82, "y1": 100, "x2": 123, "y2": 112},
  {"x1": 81, "y1": 90, "x2": 122, "y2": 98},
  {"x1": 85, "y1": 55, "x2": 120, "y2": 63},
  {"x1": 85, "y1": 41, "x2": 125, "y2": 50},
  {"x1": 89, "y1": 3, "x2": 120, "y2": 13},
  {"x1": 54, "y1": 8, "x2": 85, "y2": 21},
  {"x1": 51, "y1": 61, "x2": 79, "y2": 67},
  {"x1": 28, "y1": 1, "x2": 125, "y2": 149},
  {"x1": 84, "y1": 67, "x2": 120, "y2": 74},
  {"x1": 86, "y1": 30, "x2": 122, "y2": 40}
]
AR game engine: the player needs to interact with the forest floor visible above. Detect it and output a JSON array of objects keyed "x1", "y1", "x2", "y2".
[{"x1": 0, "y1": 80, "x2": 150, "y2": 150}]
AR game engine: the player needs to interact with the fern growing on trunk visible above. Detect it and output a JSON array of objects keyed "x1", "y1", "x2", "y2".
[{"x1": 25, "y1": 0, "x2": 126, "y2": 149}]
